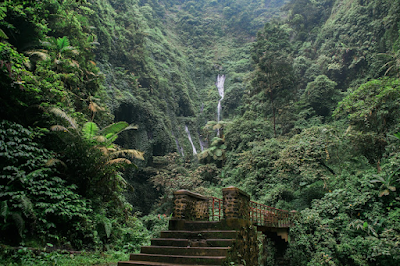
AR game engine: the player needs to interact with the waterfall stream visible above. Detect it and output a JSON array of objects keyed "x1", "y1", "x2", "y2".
[
  {"x1": 172, "y1": 130, "x2": 184, "y2": 157},
  {"x1": 185, "y1": 125, "x2": 197, "y2": 155},
  {"x1": 216, "y1": 74, "x2": 225, "y2": 122}
]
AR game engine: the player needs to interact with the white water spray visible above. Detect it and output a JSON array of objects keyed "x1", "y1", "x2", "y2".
[
  {"x1": 216, "y1": 74, "x2": 225, "y2": 122},
  {"x1": 172, "y1": 131, "x2": 184, "y2": 157},
  {"x1": 185, "y1": 125, "x2": 197, "y2": 155}
]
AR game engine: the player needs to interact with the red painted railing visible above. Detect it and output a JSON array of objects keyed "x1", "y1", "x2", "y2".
[
  {"x1": 209, "y1": 197, "x2": 223, "y2": 221},
  {"x1": 249, "y1": 201, "x2": 292, "y2": 228},
  {"x1": 207, "y1": 197, "x2": 293, "y2": 227}
]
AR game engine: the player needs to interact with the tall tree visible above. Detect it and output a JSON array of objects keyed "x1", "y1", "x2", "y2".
[{"x1": 251, "y1": 22, "x2": 295, "y2": 136}]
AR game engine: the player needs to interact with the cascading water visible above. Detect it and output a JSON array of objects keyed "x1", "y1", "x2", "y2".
[
  {"x1": 172, "y1": 130, "x2": 184, "y2": 157},
  {"x1": 185, "y1": 125, "x2": 197, "y2": 155},
  {"x1": 198, "y1": 130, "x2": 208, "y2": 151},
  {"x1": 216, "y1": 74, "x2": 225, "y2": 122}
]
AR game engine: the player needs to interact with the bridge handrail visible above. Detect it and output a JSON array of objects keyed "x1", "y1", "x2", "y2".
[
  {"x1": 249, "y1": 201, "x2": 293, "y2": 227},
  {"x1": 173, "y1": 187, "x2": 295, "y2": 228},
  {"x1": 209, "y1": 197, "x2": 223, "y2": 221}
]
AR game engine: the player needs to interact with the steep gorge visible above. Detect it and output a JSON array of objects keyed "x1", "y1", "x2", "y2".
[{"x1": 89, "y1": 0, "x2": 288, "y2": 213}]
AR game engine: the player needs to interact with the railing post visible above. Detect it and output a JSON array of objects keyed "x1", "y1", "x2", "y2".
[
  {"x1": 222, "y1": 186, "x2": 250, "y2": 222},
  {"x1": 172, "y1": 190, "x2": 209, "y2": 220}
]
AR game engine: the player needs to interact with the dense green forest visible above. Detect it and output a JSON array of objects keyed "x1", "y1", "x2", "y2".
[{"x1": 1, "y1": 0, "x2": 400, "y2": 265}]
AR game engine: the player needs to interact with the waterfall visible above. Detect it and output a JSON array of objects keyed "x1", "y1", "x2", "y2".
[
  {"x1": 172, "y1": 130, "x2": 184, "y2": 157},
  {"x1": 185, "y1": 125, "x2": 197, "y2": 155},
  {"x1": 198, "y1": 132, "x2": 206, "y2": 152},
  {"x1": 216, "y1": 74, "x2": 225, "y2": 122}
]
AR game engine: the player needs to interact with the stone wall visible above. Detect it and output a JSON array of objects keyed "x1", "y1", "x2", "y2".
[
  {"x1": 222, "y1": 186, "x2": 250, "y2": 220},
  {"x1": 172, "y1": 190, "x2": 209, "y2": 220}
]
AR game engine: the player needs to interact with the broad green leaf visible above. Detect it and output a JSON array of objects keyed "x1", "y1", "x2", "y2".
[
  {"x1": 363, "y1": 221, "x2": 368, "y2": 229},
  {"x1": 215, "y1": 149, "x2": 223, "y2": 157},
  {"x1": 100, "y1": 121, "x2": 129, "y2": 137},
  {"x1": 82, "y1": 122, "x2": 99, "y2": 140},
  {"x1": 0, "y1": 29, "x2": 8, "y2": 39}
]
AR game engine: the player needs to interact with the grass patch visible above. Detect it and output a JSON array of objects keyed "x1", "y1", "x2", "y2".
[{"x1": 0, "y1": 247, "x2": 131, "y2": 266}]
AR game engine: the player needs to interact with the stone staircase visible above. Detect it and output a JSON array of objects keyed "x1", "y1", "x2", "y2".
[
  {"x1": 118, "y1": 220, "x2": 238, "y2": 266},
  {"x1": 118, "y1": 187, "x2": 295, "y2": 266}
]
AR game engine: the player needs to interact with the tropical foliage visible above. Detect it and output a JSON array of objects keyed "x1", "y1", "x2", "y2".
[{"x1": 1, "y1": 0, "x2": 400, "y2": 265}]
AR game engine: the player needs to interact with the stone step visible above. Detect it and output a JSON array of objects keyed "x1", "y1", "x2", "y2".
[
  {"x1": 168, "y1": 219, "x2": 247, "y2": 231},
  {"x1": 118, "y1": 261, "x2": 220, "y2": 266},
  {"x1": 141, "y1": 246, "x2": 230, "y2": 256},
  {"x1": 168, "y1": 220, "x2": 226, "y2": 231},
  {"x1": 128, "y1": 254, "x2": 226, "y2": 265},
  {"x1": 151, "y1": 238, "x2": 235, "y2": 247},
  {"x1": 160, "y1": 230, "x2": 237, "y2": 240}
]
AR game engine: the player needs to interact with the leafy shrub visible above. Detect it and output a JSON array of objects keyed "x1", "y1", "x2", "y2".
[{"x1": 0, "y1": 120, "x2": 93, "y2": 248}]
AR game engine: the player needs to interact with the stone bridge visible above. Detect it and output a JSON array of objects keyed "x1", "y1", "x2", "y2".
[{"x1": 119, "y1": 187, "x2": 297, "y2": 266}]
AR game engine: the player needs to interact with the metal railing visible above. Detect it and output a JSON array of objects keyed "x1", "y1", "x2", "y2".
[
  {"x1": 209, "y1": 197, "x2": 223, "y2": 221},
  {"x1": 249, "y1": 201, "x2": 292, "y2": 227},
  {"x1": 173, "y1": 188, "x2": 294, "y2": 227},
  {"x1": 206, "y1": 197, "x2": 293, "y2": 227}
]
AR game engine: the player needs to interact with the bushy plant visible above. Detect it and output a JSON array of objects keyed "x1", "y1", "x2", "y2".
[{"x1": 0, "y1": 121, "x2": 94, "y2": 248}]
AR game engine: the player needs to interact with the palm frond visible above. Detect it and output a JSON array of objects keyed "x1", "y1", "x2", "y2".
[
  {"x1": 125, "y1": 124, "x2": 139, "y2": 130},
  {"x1": 45, "y1": 158, "x2": 67, "y2": 168},
  {"x1": 95, "y1": 135, "x2": 107, "y2": 143},
  {"x1": 70, "y1": 60, "x2": 80, "y2": 68},
  {"x1": 26, "y1": 50, "x2": 50, "y2": 61},
  {"x1": 39, "y1": 40, "x2": 52, "y2": 47},
  {"x1": 49, "y1": 107, "x2": 77, "y2": 129},
  {"x1": 100, "y1": 121, "x2": 129, "y2": 137},
  {"x1": 110, "y1": 149, "x2": 145, "y2": 160},
  {"x1": 1, "y1": 201, "x2": 8, "y2": 219},
  {"x1": 106, "y1": 158, "x2": 132, "y2": 165},
  {"x1": 50, "y1": 125, "x2": 69, "y2": 132},
  {"x1": 89, "y1": 101, "x2": 105, "y2": 112},
  {"x1": 61, "y1": 46, "x2": 79, "y2": 55},
  {"x1": 12, "y1": 213, "x2": 25, "y2": 237},
  {"x1": 0, "y1": 29, "x2": 8, "y2": 39},
  {"x1": 96, "y1": 146, "x2": 109, "y2": 155}
]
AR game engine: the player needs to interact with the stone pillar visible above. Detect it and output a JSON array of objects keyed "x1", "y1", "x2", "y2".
[
  {"x1": 172, "y1": 190, "x2": 209, "y2": 220},
  {"x1": 222, "y1": 186, "x2": 250, "y2": 221}
]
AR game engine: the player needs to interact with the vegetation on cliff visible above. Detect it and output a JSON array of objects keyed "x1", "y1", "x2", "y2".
[{"x1": 1, "y1": 0, "x2": 400, "y2": 265}]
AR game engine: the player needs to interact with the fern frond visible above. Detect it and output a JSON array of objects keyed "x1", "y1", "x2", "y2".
[
  {"x1": 103, "y1": 218, "x2": 112, "y2": 238},
  {"x1": 57, "y1": 36, "x2": 70, "y2": 50},
  {"x1": 20, "y1": 195, "x2": 34, "y2": 217},
  {"x1": 49, "y1": 107, "x2": 77, "y2": 129}
]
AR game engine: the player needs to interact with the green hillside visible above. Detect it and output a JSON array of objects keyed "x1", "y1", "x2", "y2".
[{"x1": 1, "y1": 0, "x2": 400, "y2": 265}]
